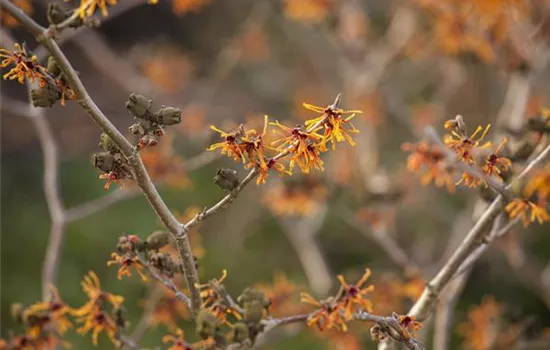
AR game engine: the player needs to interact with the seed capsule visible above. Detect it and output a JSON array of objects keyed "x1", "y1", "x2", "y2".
[
  {"x1": 126, "y1": 93, "x2": 154, "y2": 120},
  {"x1": 213, "y1": 168, "x2": 239, "y2": 192},
  {"x1": 30, "y1": 80, "x2": 61, "y2": 108},
  {"x1": 93, "y1": 152, "x2": 116, "y2": 172},
  {"x1": 154, "y1": 106, "x2": 182, "y2": 125}
]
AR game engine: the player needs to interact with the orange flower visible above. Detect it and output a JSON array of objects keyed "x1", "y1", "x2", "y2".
[
  {"x1": 76, "y1": 0, "x2": 118, "y2": 18},
  {"x1": 196, "y1": 270, "x2": 242, "y2": 322},
  {"x1": 458, "y1": 296, "x2": 501, "y2": 350},
  {"x1": 505, "y1": 198, "x2": 550, "y2": 227},
  {"x1": 456, "y1": 171, "x2": 484, "y2": 188},
  {"x1": 398, "y1": 315, "x2": 422, "y2": 339},
  {"x1": 301, "y1": 293, "x2": 348, "y2": 331},
  {"x1": 71, "y1": 271, "x2": 124, "y2": 316},
  {"x1": 107, "y1": 252, "x2": 148, "y2": 282},
  {"x1": 283, "y1": 0, "x2": 332, "y2": 23},
  {"x1": 303, "y1": 102, "x2": 361, "y2": 150},
  {"x1": 0, "y1": 0, "x2": 33, "y2": 28},
  {"x1": 99, "y1": 172, "x2": 125, "y2": 190},
  {"x1": 336, "y1": 269, "x2": 375, "y2": 320},
  {"x1": 71, "y1": 272, "x2": 124, "y2": 346},
  {"x1": 483, "y1": 138, "x2": 511, "y2": 180},
  {"x1": 523, "y1": 165, "x2": 550, "y2": 206},
  {"x1": 402, "y1": 142, "x2": 456, "y2": 192},
  {"x1": 0, "y1": 43, "x2": 46, "y2": 85},
  {"x1": 444, "y1": 124, "x2": 492, "y2": 164},
  {"x1": 23, "y1": 285, "x2": 72, "y2": 339},
  {"x1": 163, "y1": 328, "x2": 190, "y2": 350}
]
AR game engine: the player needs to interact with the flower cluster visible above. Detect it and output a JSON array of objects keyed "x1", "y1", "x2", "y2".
[
  {"x1": 196, "y1": 270, "x2": 242, "y2": 324},
  {"x1": 0, "y1": 286, "x2": 72, "y2": 349},
  {"x1": 208, "y1": 96, "x2": 361, "y2": 184},
  {"x1": 71, "y1": 271, "x2": 125, "y2": 346},
  {"x1": 301, "y1": 268, "x2": 374, "y2": 331},
  {"x1": 0, "y1": 43, "x2": 46, "y2": 86},
  {"x1": 0, "y1": 46, "x2": 76, "y2": 107}
]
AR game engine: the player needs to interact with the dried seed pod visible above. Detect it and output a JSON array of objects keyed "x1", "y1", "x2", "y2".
[
  {"x1": 113, "y1": 306, "x2": 128, "y2": 329},
  {"x1": 231, "y1": 322, "x2": 249, "y2": 343},
  {"x1": 213, "y1": 168, "x2": 239, "y2": 192},
  {"x1": 30, "y1": 79, "x2": 61, "y2": 108},
  {"x1": 370, "y1": 324, "x2": 388, "y2": 342},
  {"x1": 126, "y1": 93, "x2": 154, "y2": 120},
  {"x1": 92, "y1": 152, "x2": 116, "y2": 172},
  {"x1": 154, "y1": 106, "x2": 182, "y2": 125},
  {"x1": 196, "y1": 309, "x2": 221, "y2": 340},
  {"x1": 99, "y1": 133, "x2": 119, "y2": 154},
  {"x1": 46, "y1": 56, "x2": 61, "y2": 77},
  {"x1": 128, "y1": 122, "x2": 146, "y2": 136},
  {"x1": 146, "y1": 231, "x2": 171, "y2": 251}
]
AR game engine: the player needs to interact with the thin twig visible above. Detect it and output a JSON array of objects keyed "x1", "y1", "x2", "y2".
[{"x1": 408, "y1": 142, "x2": 550, "y2": 321}]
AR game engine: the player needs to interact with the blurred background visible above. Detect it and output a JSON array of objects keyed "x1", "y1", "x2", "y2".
[{"x1": 2, "y1": 0, "x2": 550, "y2": 349}]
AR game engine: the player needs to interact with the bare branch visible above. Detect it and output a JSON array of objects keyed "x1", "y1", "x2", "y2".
[{"x1": 0, "y1": 0, "x2": 202, "y2": 312}]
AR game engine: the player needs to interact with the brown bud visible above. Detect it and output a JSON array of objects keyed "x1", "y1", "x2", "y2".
[
  {"x1": 231, "y1": 322, "x2": 249, "y2": 343},
  {"x1": 370, "y1": 324, "x2": 388, "y2": 342},
  {"x1": 126, "y1": 93, "x2": 154, "y2": 120},
  {"x1": 238, "y1": 287, "x2": 270, "y2": 324},
  {"x1": 99, "y1": 133, "x2": 119, "y2": 154},
  {"x1": 154, "y1": 106, "x2": 182, "y2": 125},
  {"x1": 146, "y1": 231, "x2": 171, "y2": 251},
  {"x1": 113, "y1": 306, "x2": 128, "y2": 329},
  {"x1": 92, "y1": 152, "x2": 116, "y2": 172},
  {"x1": 196, "y1": 309, "x2": 221, "y2": 340},
  {"x1": 30, "y1": 79, "x2": 61, "y2": 108},
  {"x1": 213, "y1": 168, "x2": 239, "y2": 193}
]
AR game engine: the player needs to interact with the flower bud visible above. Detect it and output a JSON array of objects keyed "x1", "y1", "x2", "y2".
[
  {"x1": 117, "y1": 235, "x2": 144, "y2": 253},
  {"x1": 154, "y1": 106, "x2": 182, "y2": 125},
  {"x1": 126, "y1": 93, "x2": 154, "y2": 120},
  {"x1": 92, "y1": 152, "x2": 116, "y2": 172},
  {"x1": 213, "y1": 168, "x2": 239, "y2": 193},
  {"x1": 99, "y1": 133, "x2": 119, "y2": 154},
  {"x1": 146, "y1": 231, "x2": 171, "y2": 251}
]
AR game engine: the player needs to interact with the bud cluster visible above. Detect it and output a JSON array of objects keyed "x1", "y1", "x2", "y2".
[
  {"x1": 92, "y1": 133, "x2": 133, "y2": 190},
  {"x1": 126, "y1": 94, "x2": 182, "y2": 149},
  {"x1": 30, "y1": 57, "x2": 75, "y2": 107}
]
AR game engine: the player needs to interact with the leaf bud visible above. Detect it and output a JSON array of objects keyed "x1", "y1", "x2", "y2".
[
  {"x1": 154, "y1": 106, "x2": 182, "y2": 125},
  {"x1": 213, "y1": 168, "x2": 239, "y2": 193},
  {"x1": 126, "y1": 93, "x2": 154, "y2": 120}
]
